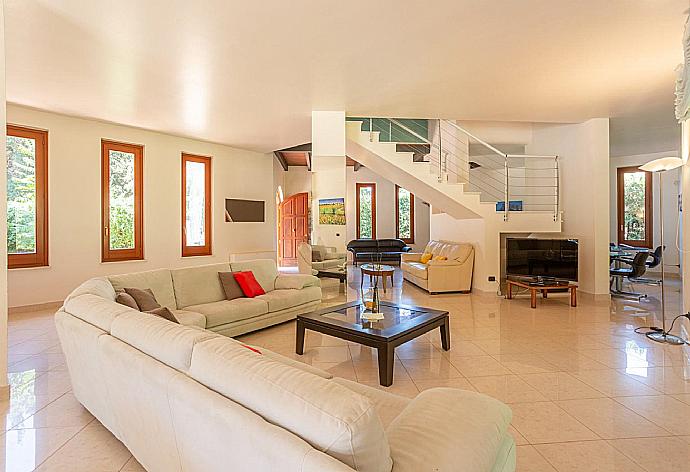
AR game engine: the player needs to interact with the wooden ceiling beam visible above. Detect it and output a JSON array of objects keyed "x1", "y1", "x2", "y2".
[
  {"x1": 278, "y1": 143, "x2": 312, "y2": 153},
  {"x1": 273, "y1": 151, "x2": 288, "y2": 171}
]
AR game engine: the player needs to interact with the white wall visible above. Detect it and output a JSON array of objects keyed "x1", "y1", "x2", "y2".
[
  {"x1": 528, "y1": 119, "x2": 611, "y2": 295},
  {"x1": 284, "y1": 167, "x2": 311, "y2": 197},
  {"x1": 609, "y1": 151, "x2": 681, "y2": 273},
  {"x1": 345, "y1": 167, "x2": 430, "y2": 251},
  {"x1": 6, "y1": 105, "x2": 278, "y2": 307},
  {"x1": 0, "y1": 0, "x2": 9, "y2": 396}
]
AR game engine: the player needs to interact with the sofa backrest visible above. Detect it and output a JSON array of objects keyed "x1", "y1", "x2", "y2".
[
  {"x1": 230, "y1": 259, "x2": 278, "y2": 293},
  {"x1": 108, "y1": 268, "x2": 177, "y2": 309},
  {"x1": 376, "y1": 238, "x2": 407, "y2": 250},
  {"x1": 170, "y1": 263, "x2": 231, "y2": 308},
  {"x1": 424, "y1": 240, "x2": 474, "y2": 264},
  {"x1": 189, "y1": 337, "x2": 392, "y2": 472},
  {"x1": 347, "y1": 239, "x2": 409, "y2": 252},
  {"x1": 347, "y1": 239, "x2": 378, "y2": 251},
  {"x1": 110, "y1": 310, "x2": 218, "y2": 372}
]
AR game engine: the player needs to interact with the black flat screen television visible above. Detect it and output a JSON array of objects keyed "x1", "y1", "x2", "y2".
[{"x1": 506, "y1": 238, "x2": 578, "y2": 281}]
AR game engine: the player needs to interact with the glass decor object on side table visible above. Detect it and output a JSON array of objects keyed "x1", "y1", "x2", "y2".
[{"x1": 361, "y1": 254, "x2": 383, "y2": 320}]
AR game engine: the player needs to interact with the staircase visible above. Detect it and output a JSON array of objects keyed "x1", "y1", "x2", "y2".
[{"x1": 345, "y1": 118, "x2": 563, "y2": 234}]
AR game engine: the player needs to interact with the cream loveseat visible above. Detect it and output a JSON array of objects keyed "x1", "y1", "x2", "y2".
[
  {"x1": 104, "y1": 259, "x2": 321, "y2": 337},
  {"x1": 401, "y1": 240, "x2": 475, "y2": 293},
  {"x1": 55, "y1": 261, "x2": 516, "y2": 472}
]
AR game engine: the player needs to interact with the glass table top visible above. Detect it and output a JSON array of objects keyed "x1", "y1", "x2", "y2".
[{"x1": 359, "y1": 263, "x2": 396, "y2": 272}]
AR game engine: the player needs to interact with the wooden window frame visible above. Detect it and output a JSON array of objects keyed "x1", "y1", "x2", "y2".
[
  {"x1": 616, "y1": 166, "x2": 653, "y2": 248},
  {"x1": 395, "y1": 184, "x2": 415, "y2": 244},
  {"x1": 356, "y1": 182, "x2": 377, "y2": 239},
  {"x1": 101, "y1": 140, "x2": 144, "y2": 262},
  {"x1": 6, "y1": 125, "x2": 49, "y2": 269},
  {"x1": 181, "y1": 153, "x2": 212, "y2": 257}
]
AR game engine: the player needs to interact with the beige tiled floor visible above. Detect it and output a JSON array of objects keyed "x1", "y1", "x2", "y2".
[{"x1": 3, "y1": 267, "x2": 690, "y2": 471}]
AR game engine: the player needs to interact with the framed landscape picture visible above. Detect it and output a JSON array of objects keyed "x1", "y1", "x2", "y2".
[{"x1": 319, "y1": 198, "x2": 345, "y2": 225}]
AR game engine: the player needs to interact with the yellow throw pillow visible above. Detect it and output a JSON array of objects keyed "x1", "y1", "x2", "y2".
[
  {"x1": 420, "y1": 253, "x2": 433, "y2": 264},
  {"x1": 433, "y1": 256, "x2": 448, "y2": 261}
]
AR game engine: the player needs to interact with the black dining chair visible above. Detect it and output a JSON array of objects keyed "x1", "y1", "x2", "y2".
[
  {"x1": 619, "y1": 246, "x2": 663, "y2": 285},
  {"x1": 610, "y1": 252, "x2": 650, "y2": 299}
]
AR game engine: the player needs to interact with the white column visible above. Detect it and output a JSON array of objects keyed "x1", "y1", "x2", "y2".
[
  {"x1": 681, "y1": 121, "x2": 690, "y2": 340},
  {"x1": 311, "y1": 112, "x2": 347, "y2": 251},
  {"x1": 0, "y1": 0, "x2": 9, "y2": 399}
]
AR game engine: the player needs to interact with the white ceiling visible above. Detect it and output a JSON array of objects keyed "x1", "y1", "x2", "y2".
[{"x1": 4, "y1": 0, "x2": 688, "y2": 153}]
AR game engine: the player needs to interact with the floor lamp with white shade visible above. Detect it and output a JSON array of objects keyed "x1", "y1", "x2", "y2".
[{"x1": 638, "y1": 156, "x2": 685, "y2": 345}]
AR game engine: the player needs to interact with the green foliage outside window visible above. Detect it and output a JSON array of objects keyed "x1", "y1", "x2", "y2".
[
  {"x1": 108, "y1": 151, "x2": 136, "y2": 249},
  {"x1": 398, "y1": 188, "x2": 411, "y2": 238},
  {"x1": 623, "y1": 172, "x2": 646, "y2": 241},
  {"x1": 359, "y1": 188, "x2": 372, "y2": 238},
  {"x1": 6, "y1": 136, "x2": 37, "y2": 254}
]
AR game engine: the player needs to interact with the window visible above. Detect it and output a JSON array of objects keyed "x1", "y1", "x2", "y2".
[
  {"x1": 101, "y1": 140, "x2": 143, "y2": 262},
  {"x1": 6, "y1": 125, "x2": 49, "y2": 269},
  {"x1": 396, "y1": 185, "x2": 415, "y2": 244},
  {"x1": 356, "y1": 183, "x2": 376, "y2": 239},
  {"x1": 182, "y1": 153, "x2": 212, "y2": 256},
  {"x1": 617, "y1": 166, "x2": 652, "y2": 248}
]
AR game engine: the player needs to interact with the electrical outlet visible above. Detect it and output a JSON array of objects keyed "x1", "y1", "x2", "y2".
[{"x1": 488, "y1": 276, "x2": 496, "y2": 282}]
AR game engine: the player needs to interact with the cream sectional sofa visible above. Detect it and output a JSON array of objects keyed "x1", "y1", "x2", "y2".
[
  {"x1": 401, "y1": 240, "x2": 475, "y2": 293},
  {"x1": 56, "y1": 272, "x2": 516, "y2": 472},
  {"x1": 98, "y1": 259, "x2": 321, "y2": 337}
]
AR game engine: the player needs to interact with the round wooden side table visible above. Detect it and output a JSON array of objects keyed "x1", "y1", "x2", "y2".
[{"x1": 360, "y1": 263, "x2": 395, "y2": 293}]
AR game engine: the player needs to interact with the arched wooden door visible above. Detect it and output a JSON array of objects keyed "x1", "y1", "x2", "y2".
[{"x1": 279, "y1": 192, "x2": 309, "y2": 266}]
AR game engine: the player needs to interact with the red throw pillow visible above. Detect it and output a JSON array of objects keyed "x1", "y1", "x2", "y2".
[
  {"x1": 233, "y1": 271, "x2": 266, "y2": 298},
  {"x1": 241, "y1": 344, "x2": 262, "y2": 354}
]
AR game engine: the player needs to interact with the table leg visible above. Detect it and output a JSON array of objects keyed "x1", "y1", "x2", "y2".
[
  {"x1": 296, "y1": 319, "x2": 305, "y2": 355},
  {"x1": 440, "y1": 316, "x2": 451, "y2": 351},
  {"x1": 530, "y1": 289, "x2": 537, "y2": 309},
  {"x1": 360, "y1": 273, "x2": 363, "y2": 292},
  {"x1": 571, "y1": 287, "x2": 577, "y2": 307},
  {"x1": 542, "y1": 289, "x2": 547, "y2": 299},
  {"x1": 507, "y1": 282, "x2": 513, "y2": 299},
  {"x1": 382, "y1": 275, "x2": 387, "y2": 293},
  {"x1": 377, "y1": 344, "x2": 395, "y2": 387}
]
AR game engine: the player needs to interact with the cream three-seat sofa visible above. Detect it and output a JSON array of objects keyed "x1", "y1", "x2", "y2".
[
  {"x1": 55, "y1": 259, "x2": 516, "y2": 472},
  {"x1": 105, "y1": 259, "x2": 321, "y2": 337},
  {"x1": 401, "y1": 240, "x2": 475, "y2": 293}
]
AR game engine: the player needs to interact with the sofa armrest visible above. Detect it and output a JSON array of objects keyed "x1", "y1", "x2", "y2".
[
  {"x1": 401, "y1": 252, "x2": 422, "y2": 263},
  {"x1": 274, "y1": 274, "x2": 320, "y2": 290},
  {"x1": 387, "y1": 388, "x2": 512, "y2": 472}
]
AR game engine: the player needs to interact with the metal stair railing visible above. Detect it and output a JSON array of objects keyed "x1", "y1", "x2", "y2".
[{"x1": 349, "y1": 116, "x2": 560, "y2": 221}]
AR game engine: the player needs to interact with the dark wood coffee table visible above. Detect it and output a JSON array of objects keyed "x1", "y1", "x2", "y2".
[{"x1": 296, "y1": 301, "x2": 450, "y2": 386}]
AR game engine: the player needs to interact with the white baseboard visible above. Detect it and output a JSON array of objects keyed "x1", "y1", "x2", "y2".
[{"x1": 9, "y1": 301, "x2": 63, "y2": 315}]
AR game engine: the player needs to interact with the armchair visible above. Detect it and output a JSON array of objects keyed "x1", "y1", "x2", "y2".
[{"x1": 297, "y1": 242, "x2": 346, "y2": 275}]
